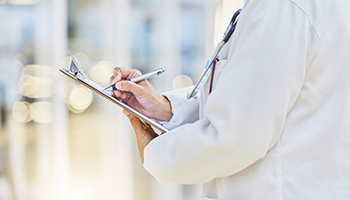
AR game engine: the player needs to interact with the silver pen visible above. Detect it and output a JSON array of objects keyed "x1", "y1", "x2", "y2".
[{"x1": 102, "y1": 68, "x2": 166, "y2": 91}]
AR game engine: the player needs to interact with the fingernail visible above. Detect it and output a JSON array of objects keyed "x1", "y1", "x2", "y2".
[
  {"x1": 122, "y1": 110, "x2": 129, "y2": 116},
  {"x1": 113, "y1": 90, "x2": 118, "y2": 96},
  {"x1": 111, "y1": 78, "x2": 116, "y2": 85},
  {"x1": 116, "y1": 82, "x2": 122, "y2": 90},
  {"x1": 121, "y1": 92, "x2": 126, "y2": 99}
]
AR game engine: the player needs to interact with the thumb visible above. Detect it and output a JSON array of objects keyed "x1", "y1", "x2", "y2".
[
  {"x1": 116, "y1": 81, "x2": 144, "y2": 95},
  {"x1": 123, "y1": 110, "x2": 153, "y2": 142},
  {"x1": 123, "y1": 110, "x2": 145, "y2": 132}
]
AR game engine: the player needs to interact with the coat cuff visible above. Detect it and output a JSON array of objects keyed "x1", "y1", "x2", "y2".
[{"x1": 158, "y1": 86, "x2": 198, "y2": 130}]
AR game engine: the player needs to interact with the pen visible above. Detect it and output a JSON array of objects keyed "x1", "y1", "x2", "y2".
[{"x1": 102, "y1": 68, "x2": 166, "y2": 91}]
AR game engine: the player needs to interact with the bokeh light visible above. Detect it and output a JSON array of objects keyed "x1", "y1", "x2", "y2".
[
  {"x1": 60, "y1": 56, "x2": 74, "y2": 70},
  {"x1": 68, "y1": 85, "x2": 93, "y2": 114},
  {"x1": 14, "y1": 53, "x2": 28, "y2": 65},
  {"x1": 29, "y1": 102, "x2": 55, "y2": 123},
  {"x1": 12, "y1": 101, "x2": 31, "y2": 123},
  {"x1": 73, "y1": 53, "x2": 91, "y2": 71},
  {"x1": 88, "y1": 61, "x2": 114, "y2": 86},
  {"x1": 172, "y1": 75, "x2": 193, "y2": 90},
  {"x1": 13, "y1": 60, "x2": 24, "y2": 69},
  {"x1": 18, "y1": 65, "x2": 55, "y2": 99},
  {"x1": 58, "y1": 79, "x2": 77, "y2": 103},
  {"x1": 8, "y1": 0, "x2": 40, "y2": 5}
]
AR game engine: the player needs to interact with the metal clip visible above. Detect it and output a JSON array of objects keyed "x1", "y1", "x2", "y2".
[{"x1": 68, "y1": 52, "x2": 89, "y2": 79}]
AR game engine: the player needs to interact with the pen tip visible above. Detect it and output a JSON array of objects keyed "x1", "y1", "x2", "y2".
[{"x1": 102, "y1": 85, "x2": 113, "y2": 91}]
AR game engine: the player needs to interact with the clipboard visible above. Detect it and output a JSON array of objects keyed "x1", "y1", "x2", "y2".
[{"x1": 59, "y1": 54, "x2": 169, "y2": 133}]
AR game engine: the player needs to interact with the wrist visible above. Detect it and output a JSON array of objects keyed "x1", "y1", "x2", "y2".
[{"x1": 154, "y1": 95, "x2": 173, "y2": 121}]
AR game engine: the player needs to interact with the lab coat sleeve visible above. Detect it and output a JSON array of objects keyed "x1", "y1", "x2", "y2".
[
  {"x1": 143, "y1": 0, "x2": 320, "y2": 184},
  {"x1": 159, "y1": 86, "x2": 199, "y2": 130}
]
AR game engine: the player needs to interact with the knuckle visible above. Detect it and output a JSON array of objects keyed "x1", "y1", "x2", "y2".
[
  {"x1": 121, "y1": 81, "x2": 130, "y2": 91},
  {"x1": 113, "y1": 67, "x2": 119, "y2": 74},
  {"x1": 122, "y1": 81, "x2": 129, "y2": 87},
  {"x1": 138, "y1": 89, "x2": 145, "y2": 96},
  {"x1": 134, "y1": 69, "x2": 142, "y2": 76},
  {"x1": 130, "y1": 71, "x2": 138, "y2": 78}
]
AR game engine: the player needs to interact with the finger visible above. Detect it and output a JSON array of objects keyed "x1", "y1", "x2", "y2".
[
  {"x1": 130, "y1": 70, "x2": 142, "y2": 78},
  {"x1": 111, "y1": 67, "x2": 142, "y2": 85},
  {"x1": 122, "y1": 109, "x2": 131, "y2": 116},
  {"x1": 124, "y1": 112, "x2": 148, "y2": 134},
  {"x1": 144, "y1": 122, "x2": 152, "y2": 129},
  {"x1": 113, "y1": 90, "x2": 128, "y2": 101},
  {"x1": 111, "y1": 67, "x2": 130, "y2": 85},
  {"x1": 143, "y1": 122, "x2": 158, "y2": 137},
  {"x1": 109, "y1": 75, "x2": 115, "y2": 84},
  {"x1": 113, "y1": 90, "x2": 121, "y2": 97},
  {"x1": 115, "y1": 81, "x2": 145, "y2": 95},
  {"x1": 119, "y1": 91, "x2": 128, "y2": 100},
  {"x1": 123, "y1": 110, "x2": 154, "y2": 131},
  {"x1": 123, "y1": 110, "x2": 145, "y2": 129}
]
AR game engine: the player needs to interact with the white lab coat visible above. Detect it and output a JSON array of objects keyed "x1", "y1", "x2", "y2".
[{"x1": 143, "y1": 0, "x2": 350, "y2": 199}]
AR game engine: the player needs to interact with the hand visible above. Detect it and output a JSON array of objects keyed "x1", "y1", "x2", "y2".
[
  {"x1": 123, "y1": 110, "x2": 158, "y2": 164},
  {"x1": 110, "y1": 67, "x2": 173, "y2": 121}
]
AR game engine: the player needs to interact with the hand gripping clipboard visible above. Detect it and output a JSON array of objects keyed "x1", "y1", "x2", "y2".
[{"x1": 59, "y1": 53, "x2": 169, "y2": 133}]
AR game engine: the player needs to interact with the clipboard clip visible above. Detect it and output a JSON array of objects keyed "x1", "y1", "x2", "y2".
[{"x1": 68, "y1": 52, "x2": 89, "y2": 80}]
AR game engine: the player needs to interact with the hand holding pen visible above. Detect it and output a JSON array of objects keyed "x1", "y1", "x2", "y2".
[
  {"x1": 103, "y1": 68, "x2": 166, "y2": 91},
  {"x1": 108, "y1": 67, "x2": 173, "y2": 121},
  {"x1": 108, "y1": 67, "x2": 172, "y2": 164}
]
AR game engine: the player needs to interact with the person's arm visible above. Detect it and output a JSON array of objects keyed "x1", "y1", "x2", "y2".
[
  {"x1": 111, "y1": 72, "x2": 199, "y2": 163},
  {"x1": 159, "y1": 86, "x2": 199, "y2": 130},
  {"x1": 141, "y1": 1, "x2": 320, "y2": 184},
  {"x1": 110, "y1": 68, "x2": 199, "y2": 129}
]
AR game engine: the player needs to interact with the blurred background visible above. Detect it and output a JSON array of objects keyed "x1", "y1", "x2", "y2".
[{"x1": 0, "y1": 0, "x2": 243, "y2": 199}]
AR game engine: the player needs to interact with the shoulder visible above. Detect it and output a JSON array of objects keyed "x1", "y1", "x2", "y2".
[
  {"x1": 242, "y1": 0, "x2": 333, "y2": 39},
  {"x1": 287, "y1": 0, "x2": 332, "y2": 38}
]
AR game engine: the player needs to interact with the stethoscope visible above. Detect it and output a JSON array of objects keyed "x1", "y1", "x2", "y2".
[{"x1": 187, "y1": 9, "x2": 241, "y2": 100}]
